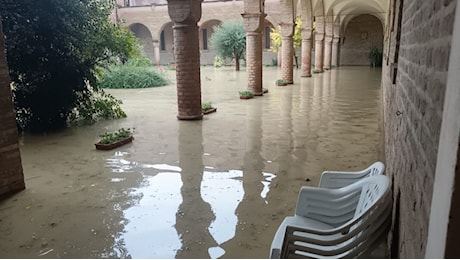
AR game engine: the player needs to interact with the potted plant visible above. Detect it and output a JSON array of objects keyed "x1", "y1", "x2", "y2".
[
  {"x1": 239, "y1": 90, "x2": 254, "y2": 99},
  {"x1": 95, "y1": 128, "x2": 134, "y2": 150},
  {"x1": 275, "y1": 79, "x2": 288, "y2": 86},
  {"x1": 368, "y1": 47, "x2": 383, "y2": 67},
  {"x1": 202, "y1": 102, "x2": 217, "y2": 114},
  {"x1": 263, "y1": 87, "x2": 269, "y2": 94}
]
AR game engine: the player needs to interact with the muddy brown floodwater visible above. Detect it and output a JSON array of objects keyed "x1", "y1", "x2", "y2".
[{"x1": 0, "y1": 66, "x2": 384, "y2": 259}]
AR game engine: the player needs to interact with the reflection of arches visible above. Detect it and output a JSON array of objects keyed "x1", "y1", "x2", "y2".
[
  {"x1": 128, "y1": 23, "x2": 154, "y2": 61},
  {"x1": 340, "y1": 14, "x2": 383, "y2": 66},
  {"x1": 199, "y1": 19, "x2": 222, "y2": 51},
  {"x1": 263, "y1": 19, "x2": 274, "y2": 50}
]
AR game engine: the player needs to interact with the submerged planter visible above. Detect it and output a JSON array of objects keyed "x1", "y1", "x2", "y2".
[
  {"x1": 203, "y1": 107, "x2": 217, "y2": 114},
  {"x1": 276, "y1": 80, "x2": 288, "y2": 86},
  {"x1": 95, "y1": 136, "x2": 134, "y2": 150}
]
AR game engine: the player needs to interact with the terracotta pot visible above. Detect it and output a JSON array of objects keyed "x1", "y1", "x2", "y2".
[
  {"x1": 239, "y1": 95, "x2": 253, "y2": 99},
  {"x1": 95, "y1": 136, "x2": 134, "y2": 150}
]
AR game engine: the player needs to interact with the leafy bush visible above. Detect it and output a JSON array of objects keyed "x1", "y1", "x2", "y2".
[
  {"x1": 68, "y1": 89, "x2": 126, "y2": 126},
  {"x1": 98, "y1": 64, "x2": 169, "y2": 89},
  {"x1": 214, "y1": 56, "x2": 223, "y2": 67},
  {"x1": 239, "y1": 90, "x2": 254, "y2": 97},
  {"x1": 368, "y1": 47, "x2": 383, "y2": 67},
  {"x1": 202, "y1": 102, "x2": 214, "y2": 111}
]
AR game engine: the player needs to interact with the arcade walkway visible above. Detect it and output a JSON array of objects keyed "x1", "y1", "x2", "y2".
[{"x1": 0, "y1": 66, "x2": 385, "y2": 258}]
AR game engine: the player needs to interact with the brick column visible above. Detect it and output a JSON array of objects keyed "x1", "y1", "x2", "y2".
[
  {"x1": 314, "y1": 32, "x2": 324, "y2": 73},
  {"x1": 281, "y1": 23, "x2": 294, "y2": 84},
  {"x1": 242, "y1": 12, "x2": 266, "y2": 96},
  {"x1": 153, "y1": 40, "x2": 160, "y2": 66},
  {"x1": 0, "y1": 22, "x2": 25, "y2": 198},
  {"x1": 331, "y1": 36, "x2": 339, "y2": 67},
  {"x1": 323, "y1": 34, "x2": 332, "y2": 70},
  {"x1": 167, "y1": 0, "x2": 203, "y2": 120},
  {"x1": 301, "y1": 28, "x2": 313, "y2": 77}
]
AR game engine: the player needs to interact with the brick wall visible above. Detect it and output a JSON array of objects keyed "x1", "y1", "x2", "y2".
[
  {"x1": 0, "y1": 22, "x2": 25, "y2": 198},
  {"x1": 340, "y1": 14, "x2": 383, "y2": 66},
  {"x1": 382, "y1": 0, "x2": 457, "y2": 257}
]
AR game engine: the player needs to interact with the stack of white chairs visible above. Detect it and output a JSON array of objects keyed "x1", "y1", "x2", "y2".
[{"x1": 270, "y1": 162, "x2": 391, "y2": 259}]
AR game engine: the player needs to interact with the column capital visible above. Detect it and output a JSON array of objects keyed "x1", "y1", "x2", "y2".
[
  {"x1": 315, "y1": 32, "x2": 324, "y2": 41},
  {"x1": 333, "y1": 36, "x2": 340, "y2": 44},
  {"x1": 167, "y1": 0, "x2": 203, "y2": 24},
  {"x1": 241, "y1": 12, "x2": 266, "y2": 32},
  {"x1": 324, "y1": 34, "x2": 333, "y2": 43},
  {"x1": 280, "y1": 22, "x2": 295, "y2": 37},
  {"x1": 301, "y1": 27, "x2": 313, "y2": 40}
]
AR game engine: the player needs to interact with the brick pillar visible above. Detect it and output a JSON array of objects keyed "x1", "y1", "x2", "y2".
[
  {"x1": 242, "y1": 12, "x2": 266, "y2": 96},
  {"x1": 323, "y1": 35, "x2": 332, "y2": 70},
  {"x1": 301, "y1": 28, "x2": 313, "y2": 77},
  {"x1": 0, "y1": 21, "x2": 25, "y2": 198},
  {"x1": 167, "y1": 0, "x2": 203, "y2": 120},
  {"x1": 281, "y1": 23, "x2": 294, "y2": 84},
  {"x1": 331, "y1": 36, "x2": 339, "y2": 67},
  {"x1": 314, "y1": 32, "x2": 324, "y2": 73},
  {"x1": 153, "y1": 40, "x2": 160, "y2": 66}
]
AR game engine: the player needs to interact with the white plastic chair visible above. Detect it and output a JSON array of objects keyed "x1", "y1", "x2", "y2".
[
  {"x1": 319, "y1": 161, "x2": 385, "y2": 189},
  {"x1": 270, "y1": 175, "x2": 392, "y2": 259}
]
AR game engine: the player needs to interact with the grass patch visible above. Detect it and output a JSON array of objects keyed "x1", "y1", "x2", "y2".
[{"x1": 98, "y1": 64, "x2": 169, "y2": 89}]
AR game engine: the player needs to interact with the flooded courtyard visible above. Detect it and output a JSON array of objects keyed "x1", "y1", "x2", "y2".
[{"x1": 0, "y1": 66, "x2": 384, "y2": 258}]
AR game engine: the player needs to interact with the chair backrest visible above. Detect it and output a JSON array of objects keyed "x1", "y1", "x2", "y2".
[
  {"x1": 319, "y1": 161, "x2": 385, "y2": 189},
  {"x1": 281, "y1": 175, "x2": 392, "y2": 258}
]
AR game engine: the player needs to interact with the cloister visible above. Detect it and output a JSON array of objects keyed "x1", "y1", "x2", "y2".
[{"x1": 1, "y1": 0, "x2": 460, "y2": 258}]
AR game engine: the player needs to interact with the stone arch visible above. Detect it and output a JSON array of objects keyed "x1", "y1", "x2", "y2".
[
  {"x1": 128, "y1": 23, "x2": 155, "y2": 62},
  {"x1": 158, "y1": 22, "x2": 174, "y2": 65},
  {"x1": 339, "y1": 14, "x2": 383, "y2": 66},
  {"x1": 199, "y1": 19, "x2": 222, "y2": 51}
]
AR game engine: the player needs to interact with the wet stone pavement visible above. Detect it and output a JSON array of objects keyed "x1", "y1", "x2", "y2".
[{"x1": 0, "y1": 66, "x2": 384, "y2": 258}]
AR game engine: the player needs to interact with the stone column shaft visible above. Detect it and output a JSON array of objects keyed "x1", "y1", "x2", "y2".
[
  {"x1": 323, "y1": 35, "x2": 332, "y2": 70},
  {"x1": 301, "y1": 28, "x2": 313, "y2": 77},
  {"x1": 246, "y1": 32, "x2": 263, "y2": 95},
  {"x1": 281, "y1": 23, "x2": 294, "y2": 84},
  {"x1": 331, "y1": 37, "x2": 339, "y2": 67},
  {"x1": 168, "y1": 0, "x2": 203, "y2": 120},
  {"x1": 242, "y1": 12, "x2": 265, "y2": 96},
  {"x1": 314, "y1": 33, "x2": 324, "y2": 73}
]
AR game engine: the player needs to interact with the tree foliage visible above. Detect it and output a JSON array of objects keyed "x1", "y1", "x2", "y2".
[
  {"x1": 0, "y1": 0, "x2": 139, "y2": 132},
  {"x1": 270, "y1": 17, "x2": 303, "y2": 53},
  {"x1": 209, "y1": 21, "x2": 246, "y2": 71}
]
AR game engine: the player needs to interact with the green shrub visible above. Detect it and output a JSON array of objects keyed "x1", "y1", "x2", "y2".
[
  {"x1": 202, "y1": 102, "x2": 214, "y2": 111},
  {"x1": 98, "y1": 64, "x2": 169, "y2": 89},
  {"x1": 99, "y1": 128, "x2": 133, "y2": 144},
  {"x1": 68, "y1": 89, "x2": 126, "y2": 126},
  {"x1": 214, "y1": 56, "x2": 223, "y2": 67},
  {"x1": 239, "y1": 90, "x2": 254, "y2": 97}
]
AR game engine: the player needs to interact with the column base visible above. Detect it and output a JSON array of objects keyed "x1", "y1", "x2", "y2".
[
  {"x1": 301, "y1": 73, "x2": 312, "y2": 77},
  {"x1": 177, "y1": 114, "x2": 203, "y2": 120},
  {"x1": 254, "y1": 92, "x2": 263, "y2": 96}
]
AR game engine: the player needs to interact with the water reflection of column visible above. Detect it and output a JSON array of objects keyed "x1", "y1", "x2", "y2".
[
  {"x1": 228, "y1": 99, "x2": 275, "y2": 258},
  {"x1": 175, "y1": 121, "x2": 216, "y2": 258}
]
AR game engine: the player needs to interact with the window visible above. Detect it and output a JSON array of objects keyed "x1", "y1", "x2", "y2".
[
  {"x1": 202, "y1": 29, "x2": 208, "y2": 50},
  {"x1": 160, "y1": 30, "x2": 165, "y2": 51},
  {"x1": 265, "y1": 26, "x2": 271, "y2": 49}
]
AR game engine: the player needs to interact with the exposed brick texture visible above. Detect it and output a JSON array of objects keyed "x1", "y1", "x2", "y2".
[
  {"x1": 168, "y1": 0, "x2": 203, "y2": 120},
  {"x1": 382, "y1": 0, "x2": 457, "y2": 257},
  {"x1": 0, "y1": 22, "x2": 25, "y2": 198}
]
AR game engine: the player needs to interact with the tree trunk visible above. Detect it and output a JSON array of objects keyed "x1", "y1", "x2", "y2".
[{"x1": 234, "y1": 51, "x2": 240, "y2": 71}]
